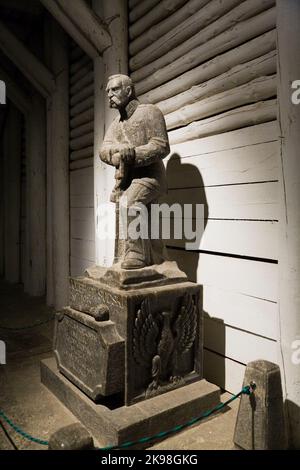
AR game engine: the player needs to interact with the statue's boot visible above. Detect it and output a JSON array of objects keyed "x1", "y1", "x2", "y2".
[
  {"x1": 121, "y1": 206, "x2": 150, "y2": 270},
  {"x1": 121, "y1": 241, "x2": 147, "y2": 270}
]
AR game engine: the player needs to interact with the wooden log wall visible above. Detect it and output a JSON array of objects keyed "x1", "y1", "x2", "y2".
[
  {"x1": 129, "y1": 0, "x2": 278, "y2": 393},
  {"x1": 69, "y1": 41, "x2": 95, "y2": 276}
]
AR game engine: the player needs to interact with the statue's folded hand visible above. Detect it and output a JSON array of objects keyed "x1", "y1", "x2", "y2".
[
  {"x1": 111, "y1": 152, "x2": 121, "y2": 167},
  {"x1": 119, "y1": 146, "x2": 135, "y2": 164}
]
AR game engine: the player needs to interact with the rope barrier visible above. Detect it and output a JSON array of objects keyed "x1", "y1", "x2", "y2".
[
  {"x1": 99, "y1": 385, "x2": 251, "y2": 450},
  {"x1": 0, "y1": 384, "x2": 253, "y2": 450},
  {"x1": 0, "y1": 410, "x2": 49, "y2": 446}
]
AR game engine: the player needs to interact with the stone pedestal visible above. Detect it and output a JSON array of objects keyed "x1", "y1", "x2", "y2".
[
  {"x1": 41, "y1": 357, "x2": 220, "y2": 449},
  {"x1": 42, "y1": 264, "x2": 220, "y2": 447},
  {"x1": 54, "y1": 267, "x2": 203, "y2": 405}
]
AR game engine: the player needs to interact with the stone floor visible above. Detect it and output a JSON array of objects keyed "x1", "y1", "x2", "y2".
[{"x1": 0, "y1": 279, "x2": 239, "y2": 450}]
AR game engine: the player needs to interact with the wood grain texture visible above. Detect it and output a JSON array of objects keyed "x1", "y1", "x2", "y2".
[
  {"x1": 165, "y1": 75, "x2": 276, "y2": 130},
  {"x1": 134, "y1": 7, "x2": 276, "y2": 94},
  {"x1": 204, "y1": 317, "x2": 278, "y2": 364},
  {"x1": 167, "y1": 219, "x2": 278, "y2": 260},
  {"x1": 159, "y1": 51, "x2": 276, "y2": 115},
  {"x1": 202, "y1": 286, "x2": 278, "y2": 340},
  {"x1": 129, "y1": 0, "x2": 209, "y2": 56},
  {"x1": 166, "y1": 141, "x2": 278, "y2": 188},
  {"x1": 165, "y1": 181, "x2": 278, "y2": 220},
  {"x1": 129, "y1": 0, "x2": 188, "y2": 40},
  {"x1": 139, "y1": 30, "x2": 276, "y2": 104},
  {"x1": 168, "y1": 99, "x2": 277, "y2": 144},
  {"x1": 168, "y1": 249, "x2": 278, "y2": 301},
  {"x1": 168, "y1": 121, "x2": 278, "y2": 157}
]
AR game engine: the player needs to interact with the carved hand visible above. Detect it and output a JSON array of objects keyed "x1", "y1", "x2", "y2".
[
  {"x1": 111, "y1": 152, "x2": 121, "y2": 167},
  {"x1": 119, "y1": 145, "x2": 135, "y2": 164}
]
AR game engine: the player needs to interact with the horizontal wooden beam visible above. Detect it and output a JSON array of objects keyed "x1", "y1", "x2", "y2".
[
  {"x1": 0, "y1": 20, "x2": 55, "y2": 97},
  {"x1": 129, "y1": 0, "x2": 160, "y2": 24},
  {"x1": 165, "y1": 74, "x2": 277, "y2": 130},
  {"x1": 129, "y1": 0, "x2": 209, "y2": 56},
  {"x1": 158, "y1": 50, "x2": 276, "y2": 115},
  {"x1": 134, "y1": 6, "x2": 276, "y2": 95},
  {"x1": 0, "y1": 66, "x2": 31, "y2": 113},
  {"x1": 41, "y1": 0, "x2": 112, "y2": 58},
  {"x1": 168, "y1": 99, "x2": 277, "y2": 144},
  {"x1": 129, "y1": 0, "x2": 187, "y2": 40},
  {"x1": 139, "y1": 29, "x2": 276, "y2": 103},
  {"x1": 130, "y1": 0, "x2": 240, "y2": 70}
]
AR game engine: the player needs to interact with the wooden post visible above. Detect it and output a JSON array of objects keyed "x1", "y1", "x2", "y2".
[
  {"x1": 3, "y1": 103, "x2": 22, "y2": 283},
  {"x1": 277, "y1": 0, "x2": 300, "y2": 449},
  {"x1": 48, "y1": 20, "x2": 69, "y2": 308},
  {"x1": 92, "y1": 0, "x2": 128, "y2": 267},
  {"x1": 24, "y1": 94, "x2": 46, "y2": 296},
  {"x1": 41, "y1": 0, "x2": 111, "y2": 59},
  {"x1": 0, "y1": 126, "x2": 3, "y2": 278},
  {"x1": 45, "y1": 96, "x2": 54, "y2": 305},
  {"x1": 44, "y1": 17, "x2": 54, "y2": 306}
]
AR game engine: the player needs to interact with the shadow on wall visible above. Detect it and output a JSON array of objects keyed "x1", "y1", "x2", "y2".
[
  {"x1": 164, "y1": 153, "x2": 208, "y2": 280},
  {"x1": 164, "y1": 152, "x2": 226, "y2": 390}
]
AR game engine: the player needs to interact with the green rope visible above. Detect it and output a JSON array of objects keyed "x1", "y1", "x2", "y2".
[
  {"x1": 0, "y1": 316, "x2": 54, "y2": 331},
  {"x1": 0, "y1": 410, "x2": 49, "y2": 446},
  {"x1": 0, "y1": 385, "x2": 252, "y2": 450}
]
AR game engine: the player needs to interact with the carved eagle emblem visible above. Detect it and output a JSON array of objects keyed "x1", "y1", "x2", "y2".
[{"x1": 132, "y1": 294, "x2": 197, "y2": 393}]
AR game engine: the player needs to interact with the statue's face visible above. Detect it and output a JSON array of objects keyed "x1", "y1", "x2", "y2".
[{"x1": 106, "y1": 77, "x2": 131, "y2": 109}]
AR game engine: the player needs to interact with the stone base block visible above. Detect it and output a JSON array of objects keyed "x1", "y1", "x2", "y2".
[
  {"x1": 234, "y1": 360, "x2": 288, "y2": 450},
  {"x1": 54, "y1": 308, "x2": 125, "y2": 401},
  {"x1": 85, "y1": 261, "x2": 187, "y2": 290},
  {"x1": 67, "y1": 277, "x2": 202, "y2": 405},
  {"x1": 41, "y1": 357, "x2": 220, "y2": 449}
]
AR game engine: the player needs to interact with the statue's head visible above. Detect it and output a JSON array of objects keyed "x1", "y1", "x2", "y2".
[{"x1": 106, "y1": 74, "x2": 136, "y2": 110}]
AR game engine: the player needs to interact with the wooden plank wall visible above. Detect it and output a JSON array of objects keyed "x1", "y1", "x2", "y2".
[
  {"x1": 69, "y1": 42, "x2": 95, "y2": 276},
  {"x1": 128, "y1": 0, "x2": 278, "y2": 393},
  {"x1": 20, "y1": 115, "x2": 26, "y2": 284},
  {"x1": 0, "y1": 113, "x2": 3, "y2": 278}
]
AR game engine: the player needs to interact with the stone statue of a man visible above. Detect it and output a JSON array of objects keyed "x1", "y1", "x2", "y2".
[{"x1": 100, "y1": 74, "x2": 170, "y2": 270}]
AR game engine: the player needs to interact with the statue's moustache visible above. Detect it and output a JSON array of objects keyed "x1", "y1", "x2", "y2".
[{"x1": 109, "y1": 97, "x2": 121, "y2": 106}]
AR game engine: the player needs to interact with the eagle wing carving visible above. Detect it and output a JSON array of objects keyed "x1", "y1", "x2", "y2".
[
  {"x1": 133, "y1": 298, "x2": 159, "y2": 366},
  {"x1": 173, "y1": 293, "x2": 197, "y2": 354}
]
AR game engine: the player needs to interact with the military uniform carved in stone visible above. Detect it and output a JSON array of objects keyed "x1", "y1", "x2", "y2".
[{"x1": 99, "y1": 74, "x2": 170, "y2": 270}]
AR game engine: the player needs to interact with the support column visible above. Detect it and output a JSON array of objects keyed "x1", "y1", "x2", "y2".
[
  {"x1": 44, "y1": 17, "x2": 54, "y2": 306},
  {"x1": 93, "y1": 0, "x2": 128, "y2": 267},
  {"x1": 46, "y1": 96, "x2": 54, "y2": 305},
  {"x1": 3, "y1": 103, "x2": 22, "y2": 283},
  {"x1": 24, "y1": 94, "x2": 46, "y2": 295},
  {"x1": 0, "y1": 124, "x2": 4, "y2": 278},
  {"x1": 48, "y1": 19, "x2": 69, "y2": 308},
  {"x1": 277, "y1": 0, "x2": 300, "y2": 449}
]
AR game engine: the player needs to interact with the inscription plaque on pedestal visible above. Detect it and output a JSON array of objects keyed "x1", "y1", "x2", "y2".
[{"x1": 54, "y1": 307, "x2": 125, "y2": 401}]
